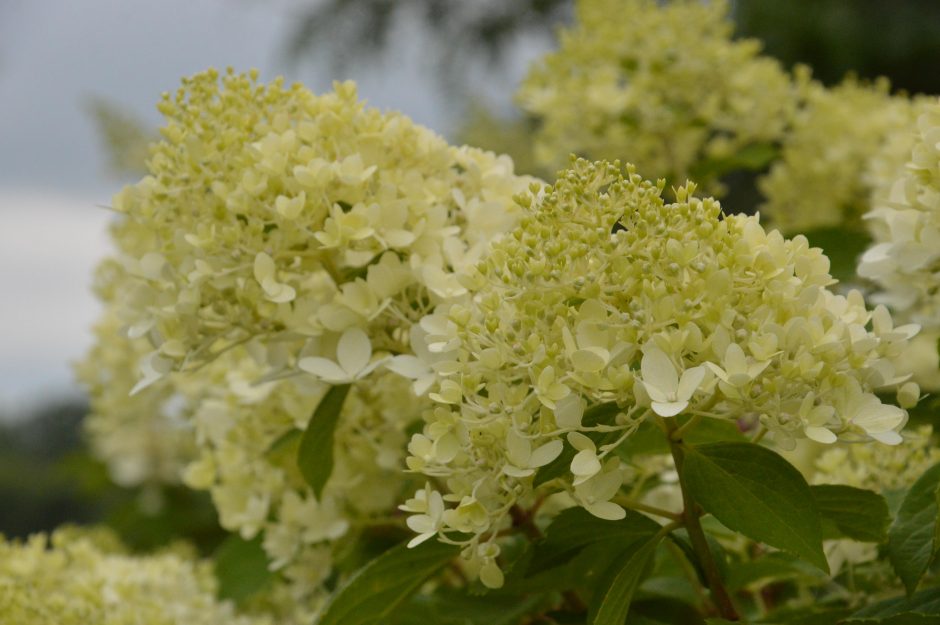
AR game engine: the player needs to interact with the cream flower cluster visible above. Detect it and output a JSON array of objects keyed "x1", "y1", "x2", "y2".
[
  {"x1": 180, "y1": 351, "x2": 420, "y2": 607},
  {"x1": 0, "y1": 528, "x2": 270, "y2": 625},
  {"x1": 814, "y1": 425, "x2": 940, "y2": 493},
  {"x1": 402, "y1": 159, "x2": 917, "y2": 585},
  {"x1": 812, "y1": 425, "x2": 940, "y2": 574},
  {"x1": 107, "y1": 68, "x2": 531, "y2": 395},
  {"x1": 760, "y1": 78, "x2": 925, "y2": 234},
  {"x1": 517, "y1": 0, "x2": 792, "y2": 190},
  {"x1": 860, "y1": 102, "x2": 940, "y2": 331},
  {"x1": 75, "y1": 207, "x2": 197, "y2": 488},
  {"x1": 81, "y1": 68, "x2": 534, "y2": 605}
]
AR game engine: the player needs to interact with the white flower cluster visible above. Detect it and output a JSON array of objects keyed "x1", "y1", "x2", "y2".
[
  {"x1": 79, "y1": 68, "x2": 535, "y2": 605},
  {"x1": 400, "y1": 159, "x2": 918, "y2": 586},
  {"x1": 0, "y1": 528, "x2": 270, "y2": 625},
  {"x1": 814, "y1": 425, "x2": 940, "y2": 494},
  {"x1": 861, "y1": 102, "x2": 940, "y2": 328},
  {"x1": 74, "y1": 209, "x2": 195, "y2": 488},
  {"x1": 859, "y1": 101, "x2": 940, "y2": 390},
  {"x1": 760, "y1": 77, "x2": 927, "y2": 234},
  {"x1": 180, "y1": 353, "x2": 420, "y2": 605},
  {"x1": 812, "y1": 425, "x2": 940, "y2": 574},
  {"x1": 517, "y1": 0, "x2": 793, "y2": 190}
]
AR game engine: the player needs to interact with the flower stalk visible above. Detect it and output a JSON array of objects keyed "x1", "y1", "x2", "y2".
[{"x1": 664, "y1": 417, "x2": 740, "y2": 621}]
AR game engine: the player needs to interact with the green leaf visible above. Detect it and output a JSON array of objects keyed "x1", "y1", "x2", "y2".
[
  {"x1": 629, "y1": 598, "x2": 706, "y2": 625},
  {"x1": 618, "y1": 419, "x2": 671, "y2": 458},
  {"x1": 638, "y1": 576, "x2": 702, "y2": 611},
  {"x1": 618, "y1": 416, "x2": 747, "y2": 464},
  {"x1": 526, "y1": 507, "x2": 661, "y2": 573},
  {"x1": 589, "y1": 533, "x2": 663, "y2": 625},
  {"x1": 689, "y1": 142, "x2": 779, "y2": 181},
  {"x1": 844, "y1": 587, "x2": 940, "y2": 623},
  {"x1": 760, "y1": 603, "x2": 855, "y2": 625},
  {"x1": 681, "y1": 442, "x2": 827, "y2": 571},
  {"x1": 265, "y1": 428, "x2": 301, "y2": 467},
  {"x1": 888, "y1": 461, "x2": 940, "y2": 594},
  {"x1": 726, "y1": 552, "x2": 828, "y2": 591},
  {"x1": 297, "y1": 384, "x2": 350, "y2": 499},
  {"x1": 811, "y1": 484, "x2": 890, "y2": 543},
  {"x1": 683, "y1": 417, "x2": 748, "y2": 445},
  {"x1": 387, "y1": 589, "x2": 544, "y2": 625},
  {"x1": 318, "y1": 540, "x2": 460, "y2": 625},
  {"x1": 213, "y1": 534, "x2": 274, "y2": 602},
  {"x1": 842, "y1": 615, "x2": 940, "y2": 625},
  {"x1": 507, "y1": 540, "x2": 622, "y2": 595},
  {"x1": 534, "y1": 402, "x2": 621, "y2": 486}
]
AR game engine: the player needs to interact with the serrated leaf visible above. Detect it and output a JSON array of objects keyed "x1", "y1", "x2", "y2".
[
  {"x1": 844, "y1": 586, "x2": 940, "y2": 623},
  {"x1": 318, "y1": 540, "x2": 459, "y2": 625},
  {"x1": 387, "y1": 589, "x2": 544, "y2": 625},
  {"x1": 812, "y1": 484, "x2": 890, "y2": 543},
  {"x1": 507, "y1": 540, "x2": 622, "y2": 595},
  {"x1": 888, "y1": 461, "x2": 940, "y2": 594},
  {"x1": 527, "y1": 507, "x2": 661, "y2": 573},
  {"x1": 589, "y1": 533, "x2": 663, "y2": 625},
  {"x1": 761, "y1": 603, "x2": 855, "y2": 625},
  {"x1": 534, "y1": 402, "x2": 621, "y2": 486},
  {"x1": 618, "y1": 416, "x2": 745, "y2": 463},
  {"x1": 214, "y1": 534, "x2": 274, "y2": 602},
  {"x1": 297, "y1": 384, "x2": 350, "y2": 499},
  {"x1": 638, "y1": 576, "x2": 702, "y2": 611},
  {"x1": 681, "y1": 442, "x2": 827, "y2": 571},
  {"x1": 726, "y1": 552, "x2": 828, "y2": 591},
  {"x1": 842, "y1": 615, "x2": 940, "y2": 625},
  {"x1": 629, "y1": 598, "x2": 706, "y2": 625},
  {"x1": 618, "y1": 419, "x2": 671, "y2": 458},
  {"x1": 683, "y1": 417, "x2": 748, "y2": 445}
]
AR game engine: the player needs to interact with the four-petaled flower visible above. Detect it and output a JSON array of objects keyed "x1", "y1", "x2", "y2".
[{"x1": 298, "y1": 328, "x2": 384, "y2": 383}]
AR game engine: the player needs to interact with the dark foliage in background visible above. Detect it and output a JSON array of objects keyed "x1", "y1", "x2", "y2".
[
  {"x1": 735, "y1": 0, "x2": 940, "y2": 95},
  {"x1": 283, "y1": 0, "x2": 940, "y2": 97},
  {"x1": 0, "y1": 399, "x2": 225, "y2": 553}
]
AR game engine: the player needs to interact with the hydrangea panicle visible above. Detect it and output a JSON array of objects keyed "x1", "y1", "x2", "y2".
[
  {"x1": 79, "y1": 68, "x2": 536, "y2": 605},
  {"x1": 402, "y1": 159, "x2": 917, "y2": 586}
]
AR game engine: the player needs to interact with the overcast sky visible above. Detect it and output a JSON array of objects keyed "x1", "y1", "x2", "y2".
[{"x1": 0, "y1": 0, "x2": 544, "y2": 413}]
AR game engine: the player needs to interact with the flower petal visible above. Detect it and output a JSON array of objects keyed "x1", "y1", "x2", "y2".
[
  {"x1": 804, "y1": 426, "x2": 837, "y2": 444},
  {"x1": 385, "y1": 355, "x2": 429, "y2": 379},
  {"x1": 641, "y1": 347, "x2": 679, "y2": 397},
  {"x1": 554, "y1": 394, "x2": 585, "y2": 429},
  {"x1": 584, "y1": 501, "x2": 626, "y2": 521},
  {"x1": 570, "y1": 449, "x2": 601, "y2": 478},
  {"x1": 651, "y1": 400, "x2": 688, "y2": 418},
  {"x1": 337, "y1": 328, "x2": 371, "y2": 376},
  {"x1": 298, "y1": 357, "x2": 349, "y2": 383},
  {"x1": 505, "y1": 430, "x2": 531, "y2": 467},
  {"x1": 529, "y1": 439, "x2": 564, "y2": 468},
  {"x1": 676, "y1": 365, "x2": 706, "y2": 402}
]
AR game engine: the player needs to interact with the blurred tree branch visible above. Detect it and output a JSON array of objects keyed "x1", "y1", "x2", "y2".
[{"x1": 281, "y1": 0, "x2": 571, "y2": 94}]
